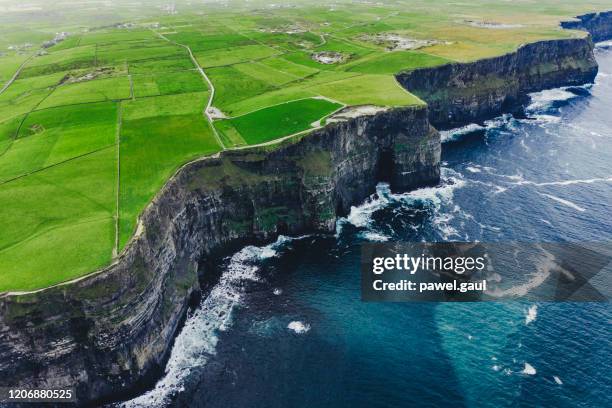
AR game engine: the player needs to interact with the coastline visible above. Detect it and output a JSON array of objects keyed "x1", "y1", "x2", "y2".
[{"x1": 0, "y1": 11, "x2": 611, "y2": 405}]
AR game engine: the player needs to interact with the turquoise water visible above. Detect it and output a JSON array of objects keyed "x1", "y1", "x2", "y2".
[{"x1": 122, "y1": 46, "x2": 612, "y2": 408}]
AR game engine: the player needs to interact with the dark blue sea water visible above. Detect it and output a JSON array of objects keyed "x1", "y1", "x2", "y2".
[{"x1": 122, "y1": 45, "x2": 612, "y2": 408}]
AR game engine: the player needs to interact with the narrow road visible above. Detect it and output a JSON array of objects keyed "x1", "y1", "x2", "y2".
[
  {"x1": 154, "y1": 30, "x2": 225, "y2": 149},
  {"x1": 113, "y1": 102, "x2": 123, "y2": 258},
  {"x1": 0, "y1": 54, "x2": 33, "y2": 96}
]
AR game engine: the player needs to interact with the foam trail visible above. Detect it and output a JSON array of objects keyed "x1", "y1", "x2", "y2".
[
  {"x1": 488, "y1": 246, "x2": 554, "y2": 298},
  {"x1": 540, "y1": 193, "x2": 586, "y2": 212},
  {"x1": 120, "y1": 236, "x2": 290, "y2": 407},
  {"x1": 510, "y1": 176, "x2": 612, "y2": 187}
]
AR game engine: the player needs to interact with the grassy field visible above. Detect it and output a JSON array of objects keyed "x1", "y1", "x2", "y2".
[
  {"x1": 0, "y1": 0, "x2": 611, "y2": 291},
  {"x1": 215, "y1": 98, "x2": 343, "y2": 145}
]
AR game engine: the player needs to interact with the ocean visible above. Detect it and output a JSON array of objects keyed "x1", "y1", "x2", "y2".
[{"x1": 120, "y1": 44, "x2": 612, "y2": 408}]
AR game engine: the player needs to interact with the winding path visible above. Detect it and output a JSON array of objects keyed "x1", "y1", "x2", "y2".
[
  {"x1": 154, "y1": 30, "x2": 225, "y2": 149},
  {"x1": 0, "y1": 54, "x2": 33, "y2": 96}
]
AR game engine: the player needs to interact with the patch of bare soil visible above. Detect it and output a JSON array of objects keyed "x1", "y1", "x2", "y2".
[
  {"x1": 207, "y1": 106, "x2": 228, "y2": 120},
  {"x1": 59, "y1": 66, "x2": 116, "y2": 85},
  {"x1": 326, "y1": 105, "x2": 389, "y2": 123},
  {"x1": 464, "y1": 20, "x2": 523, "y2": 29},
  {"x1": 359, "y1": 33, "x2": 443, "y2": 51},
  {"x1": 260, "y1": 24, "x2": 307, "y2": 34},
  {"x1": 311, "y1": 51, "x2": 348, "y2": 64}
]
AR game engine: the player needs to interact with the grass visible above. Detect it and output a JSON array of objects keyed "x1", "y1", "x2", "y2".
[
  {"x1": 195, "y1": 44, "x2": 280, "y2": 68},
  {"x1": 215, "y1": 98, "x2": 343, "y2": 145},
  {"x1": 0, "y1": 87, "x2": 53, "y2": 123},
  {"x1": 38, "y1": 76, "x2": 131, "y2": 109},
  {"x1": 0, "y1": 102, "x2": 117, "y2": 182},
  {"x1": 207, "y1": 65, "x2": 274, "y2": 112},
  {"x1": 121, "y1": 91, "x2": 208, "y2": 119},
  {"x1": 0, "y1": 148, "x2": 116, "y2": 292},
  {"x1": 0, "y1": 54, "x2": 31, "y2": 84},
  {"x1": 346, "y1": 51, "x2": 452, "y2": 74},
  {"x1": 166, "y1": 32, "x2": 255, "y2": 52},
  {"x1": 97, "y1": 44, "x2": 187, "y2": 65},
  {"x1": 307, "y1": 74, "x2": 423, "y2": 106},
  {"x1": 20, "y1": 46, "x2": 96, "y2": 78},
  {"x1": 1, "y1": 0, "x2": 611, "y2": 291},
  {"x1": 119, "y1": 110, "x2": 222, "y2": 248},
  {"x1": 128, "y1": 57, "x2": 195, "y2": 74},
  {"x1": 132, "y1": 70, "x2": 206, "y2": 97}
]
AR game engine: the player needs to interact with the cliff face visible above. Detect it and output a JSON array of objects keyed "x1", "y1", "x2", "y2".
[
  {"x1": 396, "y1": 38, "x2": 599, "y2": 128},
  {"x1": 0, "y1": 107, "x2": 440, "y2": 405},
  {"x1": 2, "y1": 11, "x2": 611, "y2": 406},
  {"x1": 561, "y1": 11, "x2": 612, "y2": 43}
]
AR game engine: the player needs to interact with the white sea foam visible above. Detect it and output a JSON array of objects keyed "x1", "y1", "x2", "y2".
[
  {"x1": 495, "y1": 174, "x2": 612, "y2": 194},
  {"x1": 288, "y1": 321, "x2": 311, "y2": 334},
  {"x1": 553, "y1": 376, "x2": 563, "y2": 385},
  {"x1": 596, "y1": 40, "x2": 612, "y2": 49},
  {"x1": 340, "y1": 168, "x2": 469, "y2": 241},
  {"x1": 522, "y1": 362, "x2": 537, "y2": 375},
  {"x1": 540, "y1": 193, "x2": 586, "y2": 212},
  {"x1": 360, "y1": 231, "x2": 390, "y2": 242},
  {"x1": 440, "y1": 123, "x2": 484, "y2": 142},
  {"x1": 343, "y1": 169, "x2": 466, "y2": 232},
  {"x1": 345, "y1": 184, "x2": 391, "y2": 228},
  {"x1": 526, "y1": 87, "x2": 579, "y2": 113},
  {"x1": 484, "y1": 114, "x2": 515, "y2": 130},
  {"x1": 466, "y1": 166, "x2": 481, "y2": 173},
  {"x1": 527, "y1": 177, "x2": 612, "y2": 187},
  {"x1": 273, "y1": 288, "x2": 283, "y2": 295},
  {"x1": 525, "y1": 305, "x2": 538, "y2": 325},
  {"x1": 120, "y1": 237, "x2": 288, "y2": 407}
]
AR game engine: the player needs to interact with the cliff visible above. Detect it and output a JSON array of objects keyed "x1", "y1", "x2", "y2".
[
  {"x1": 561, "y1": 11, "x2": 612, "y2": 43},
  {"x1": 0, "y1": 107, "x2": 440, "y2": 405},
  {"x1": 2, "y1": 10, "x2": 612, "y2": 406},
  {"x1": 396, "y1": 38, "x2": 599, "y2": 128}
]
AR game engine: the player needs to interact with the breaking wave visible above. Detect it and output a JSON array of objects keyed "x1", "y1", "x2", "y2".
[
  {"x1": 440, "y1": 123, "x2": 484, "y2": 143},
  {"x1": 526, "y1": 87, "x2": 580, "y2": 112},
  {"x1": 120, "y1": 236, "x2": 292, "y2": 407},
  {"x1": 340, "y1": 168, "x2": 468, "y2": 240}
]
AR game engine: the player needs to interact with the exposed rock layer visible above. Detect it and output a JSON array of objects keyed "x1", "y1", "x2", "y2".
[
  {"x1": 396, "y1": 38, "x2": 599, "y2": 128},
  {"x1": 1, "y1": 10, "x2": 611, "y2": 405},
  {"x1": 561, "y1": 11, "x2": 612, "y2": 42},
  {"x1": 0, "y1": 107, "x2": 440, "y2": 405}
]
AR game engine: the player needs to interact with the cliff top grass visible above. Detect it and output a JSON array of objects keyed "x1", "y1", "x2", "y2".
[{"x1": 0, "y1": 0, "x2": 611, "y2": 292}]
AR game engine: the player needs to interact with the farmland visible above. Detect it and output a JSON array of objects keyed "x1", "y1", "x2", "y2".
[{"x1": 0, "y1": 0, "x2": 611, "y2": 291}]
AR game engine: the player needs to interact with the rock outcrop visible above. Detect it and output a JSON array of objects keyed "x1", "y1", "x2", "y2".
[
  {"x1": 561, "y1": 11, "x2": 612, "y2": 43},
  {"x1": 396, "y1": 38, "x2": 599, "y2": 128},
  {"x1": 0, "y1": 107, "x2": 439, "y2": 405}
]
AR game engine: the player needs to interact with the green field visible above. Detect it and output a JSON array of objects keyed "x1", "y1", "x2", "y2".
[
  {"x1": 0, "y1": 0, "x2": 611, "y2": 292},
  {"x1": 215, "y1": 98, "x2": 343, "y2": 146}
]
